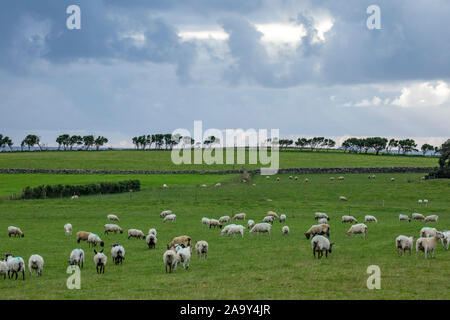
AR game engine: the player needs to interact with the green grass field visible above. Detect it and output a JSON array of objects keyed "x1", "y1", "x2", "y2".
[
  {"x1": 0, "y1": 149, "x2": 438, "y2": 171},
  {"x1": 0, "y1": 172, "x2": 448, "y2": 299}
]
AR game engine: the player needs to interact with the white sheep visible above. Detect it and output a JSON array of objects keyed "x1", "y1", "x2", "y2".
[
  {"x1": 311, "y1": 235, "x2": 334, "y2": 259},
  {"x1": 279, "y1": 214, "x2": 286, "y2": 223},
  {"x1": 226, "y1": 225, "x2": 245, "y2": 238},
  {"x1": 69, "y1": 248, "x2": 85, "y2": 268},
  {"x1": 305, "y1": 224, "x2": 330, "y2": 239},
  {"x1": 93, "y1": 249, "x2": 107, "y2": 273},
  {"x1": 107, "y1": 214, "x2": 120, "y2": 222},
  {"x1": 160, "y1": 210, "x2": 173, "y2": 218},
  {"x1": 163, "y1": 250, "x2": 179, "y2": 273},
  {"x1": 148, "y1": 228, "x2": 157, "y2": 237},
  {"x1": 220, "y1": 224, "x2": 237, "y2": 236},
  {"x1": 318, "y1": 218, "x2": 328, "y2": 225},
  {"x1": 263, "y1": 216, "x2": 274, "y2": 224},
  {"x1": 111, "y1": 244, "x2": 125, "y2": 265},
  {"x1": 346, "y1": 223, "x2": 367, "y2": 239},
  {"x1": 391, "y1": 177, "x2": 395, "y2": 182},
  {"x1": 176, "y1": 245, "x2": 191, "y2": 269},
  {"x1": 247, "y1": 219, "x2": 255, "y2": 230},
  {"x1": 8, "y1": 226, "x2": 24, "y2": 238},
  {"x1": 162, "y1": 184, "x2": 169, "y2": 189},
  {"x1": 28, "y1": 254, "x2": 44, "y2": 277},
  {"x1": 342, "y1": 215, "x2": 358, "y2": 223},
  {"x1": 215, "y1": 183, "x2": 222, "y2": 187},
  {"x1": 441, "y1": 231, "x2": 449, "y2": 250},
  {"x1": 364, "y1": 215, "x2": 378, "y2": 223},
  {"x1": 202, "y1": 217, "x2": 211, "y2": 227},
  {"x1": 87, "y1": 233, "x2": 105, "y2": 247},
  {"x1": 416, "y1": 232, "x2": 445, "y2": 259},
  {"x1": 282, "y1": 226, "x2": 290, "y2": 236},
  {"x1": 219, "y1": 216, "x2": 231, "y2": 224},
  {"x1": 338, "y1": 176, "x2": 344, "y2": 180},
  {"x1": 104, "y1": 224, "x2": 123, "y2": 235},
  {"x1": 399, "y1": 214, "x2": 411, "y2": 222},
  {"x1": 249, "y1": 223, "x2": 272, "y2": 237},
  {"x1": 209, "y1": 219, "x2": 222, "y2": 229},
  {"x1": 146, "y1": 234, "x2": 157, "y2": 249},
  {"x1": 412, "y1": 213, "x2": 425, "y2": 221},
  {"x1": 424, "y1": 215, "x2": 438, "y2": 223},
  {"x1": 304, "y1": 178, "x2": 310, "y2": 182},
  {"x1": 420, "y1": 227, "x2": 437, "y2": 238},
  {"x1": 5, "y1": 254, "x2": 25, "y2": 280},
  {"x1": 127, "y1": 229, "x2": 146, "y2": 239},
  {"x1": 163, "y1": 214, "x2": 177, "y2": 223},
  {"x1": 201, "y1": 184, "x2": 207, "y2": 188},
  {"x1": 232, "y1": 213, "x2": 246, "y2": 220},
  {"x1": 195, "y1": 241, "x2": 209, "y2": 259},
  {"x1": 314, "y1": 212, "x2": 329, "y2": 221},
  {"x1": 71, "y1": 195, "x2": 79, "y2": 200},
  {"x1": 395, "y1": 235, "x2": 414, "y2": 256},
  {"x1": 418, "y1": 199, "x2": 423, "y2": 205},
  {"x1": 0, "y1": 260, "x2": 8, "y2": 279},
  {"x1": 329, "y1": 177, "x2": 335, "y2": 181},
  {"x1": 64, "y1": 223, "x2": 73, "y2": 236},
  {"x1": 423, "y1": 199, "x2": 429, "y2": 206},
  {"x1": 339, "y1": 196, "x2": 348, "y2": 201}
]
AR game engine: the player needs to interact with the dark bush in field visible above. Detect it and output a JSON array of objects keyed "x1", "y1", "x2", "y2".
[{"x1": 18, "y1": 180, "x2": 140, "y2": 199}]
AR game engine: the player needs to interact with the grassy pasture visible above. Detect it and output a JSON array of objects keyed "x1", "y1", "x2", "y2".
[{"x1": 0, "y1": 173, "x2": 448, "y2": 299}]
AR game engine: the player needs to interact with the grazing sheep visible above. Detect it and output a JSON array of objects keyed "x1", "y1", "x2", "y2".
[
  {"x1": 146, "y1": 234, "x2": 157, "y2": 249},
  {"x1": 418, "y1": 200, "x2": 423, "y2": 205},
  {"x1": 28, "y1": 254, "x2": 44, "y2": 277},
  {"x1": 314, "y1": 212, "x2": 329, "y2": 221},
  {"x1": 195, "y1": 241, "x2": 209, "y2": 259},
  {"x1": 266, "y1": 211, "x2": 279, "y2": 219},
  {"x1": 318, "y1": 218, "x2": 328, "y2": 225},
  {"x1": 71, "y1": 195, "x2": 79, "y2": 200},
  {"x1": 127, "y1": 229, "x2": 145, "y2": 240},
  {"x1": 104, "y1": 224, "x2": 123, "y2": 235},
  {"x1": 294, "y1": 176, "x2": 298, "y2": 180},
  {"x1": 202, "y1": 217, "x2": 211, "y2": 227},
  {"x1": 279, "y1": 214, "x2": 286, "y2": 223},
  {"x1": 266, "y1": 176, "x2": 270, "y2": 179},
  {"x1": 163, "y1": 250, "x2": 179, "y2": 273},
  {"x1": 160, "y1": 210, "x2": 173, "y2": 218},
  {"x1": 412, "y1": 213, "x2": 425, "y2": 221},
  {"x1": 282, "y1": 226, "x2": 290, "y2": 236},
  {"x1": 263, "y1": 216, "x2": 275, "y2": 224},
  {"x1": 168, "y1": 235, "x2": 191, "y2": 250},
  {"x1": 311, "y1": 235, "x2": 334, "y2": 259},
  {"x1": 342, "y1": 215, "x2": 358, "y2": 224},
  {"x1": 329, "y1": 177, "x2": 335, "y2": 181},
  {"x1": 162, "y1": 184, "x2": 169, "y2": 189},
  {"x1": 69, "y1": 248, "x2": 85, "y2": 268},
  {"x1": 219, "y1": 216, "x2": 231, "y2": 224},
  {"x1": 148, "y1": 228, "x2": 157, "y2": 237},
  {"x1": 339, "y1": 196, "x2": 348, "y2": 201},
  {"x1": 305, "y1": 224, "x2": 330, "y2": 239},
  {"x1": 416, "y1": 232, "x2": 445, "y2": 259},
  {"x1": 365, "y1": 215, "x2": 378, "y2": 223},
  {"x1": 276, "y1": 177, "x2": 280, "y2": 181},
  {"x1": 209, "y1": 219, "x2": 222, "y2": 229},
  {"x1": 111, "y1": 244, "x2": 125, "y2": 265},
  {"x1": 395, "y1": 235, "x2": 414, "y2": 256},
  {"x1": 420, "y1": 227, "x2": 437, "y2": 238},
  {"x1": 371, "y1": 175, "x2": 376, "y2": 179},
  {"x1": 249, "y1": 223, "x2": 272, "y2": 237},
  {"x1": 424, "y1": 215, "x2": 438, "y2": 223},
  {"x1": 64, "y1": 223, "x2": 72, "y2": 236},
  {"x1": 0, "y1": 260, "x2": 8, "y2": 279},
  {"x1": 176, "y1": 246, "x2": 191, "y2": 269},
  {"x1": 226, "y1": 225, "x2": 245, "y2": 237},
  {"x1": 399, "y1": 214, "x2": 411, "y2": 222},
  {"x1": 5, "y1": 254, "x2": 25, "y2": 280},
  {"x1": 107, "y1": 214, "x2": 120, "y2": 222},
  {"x1": 8, "y1": 226, "x2": 24, "y2": 238},
  {"x1": 338, "y1": 176, "x2": 344, "y2": 180},
  {"x1": 423, "y1": 199, "x2": 429, "y2": 206},
  {"x1": 76, "y1": 231, "x2": 91, "y2": 243},
  {"x1": 220, "y1": 224, "x2": 237, "y2": 236},
  {"x1": 289, "y1": 176, "x2": 293, "y2": 180},
  {"x1": 441, "y1": 231, "x2": 449, "y2": 250},
  {"x1": 163, "y1": 214, "x2": 177, "y2": 223},
  {"x1": 232, "y1": 213, "x2": 246, "y2": 220},
  {"x1": 93, "y1": 250, "x2": 107, "y2": 273},
  {"x1": 346, "y1": 223, "x2": 368, "y2": 239},
  {"x1": 247, "y1": 220, "x2": 255, "y2": 230},
  {"x1": 215, "y1": 183, "x2": 222, "y2": 187},
  {"x1": 391, "y1": 178, "x2": 395, "y2": 182},
  {"x1": 304, "y1": 178, "x2": 310, "y2": 182},
  {"x1": 88, "y1": 233, "x2": 105, "y2": 247}
]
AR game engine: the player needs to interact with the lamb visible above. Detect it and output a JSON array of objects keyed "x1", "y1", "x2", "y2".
[
  {"x1": 395, "y1": 235, "x2": 415, "y2": 256},
  {"x1": 339, "y1": 196, "x2": 348, "y2": 201},
  {"x1": 176, "y1": 245, "x2": 191, "y2": 269},
  {"x1": 318, "y1": 218, "x2": 328, "y2": 225},
  {"x1": 314, "y1": 212, "x2": 329, "y2": 221},
  {"x1": 399, "y1": 214, "x2": 411, "y2": 222},
  {"x1": 226, "y1": 225, "x2": 245, "y2": 237},
  {"x1": 209, "y1": 219, "x2": 222, "y2": 229},
  {"x1": 69, "y1": 248, "x2": 85, "y2": 268},
  {"x1": 163, "y1": 214, "x2": 177, "y2": 223},
  {"x1": 168, "y1": 235, "x2": 191, "y2": 250},
  {"x1": 163, "y1": 250, "x2": 179, "y2": 273},
  {"x1": 76, "y1": 231, "x2": 91, "y2": 243},
  {"x1": 416, "y1": 232, "x2": 445, "y2": 259},
  {"x1": 28, "y1": 254, "x2": 44, "y2": 277},
  {"x1": 8, "y1": 226, "x2": 24, "y2": 238},
  {"x1": 127, "y1": 229, "x2": 145, "y2": 240},
  {"x1": 424, "y1": 215, "x2": 438, "y2": 223},
  {"x1": 202, "y1": 217, "x2": 211, "y2": 227},
  {"x1": 247, "y1": 220, "x2": 255, "y2": 230},
  {"x1": 412, "y1": 213, "x2": 425, "y2": 221},
  {"x1": 104, "y1": 224, "x2": 123, "y2": 235},
  {"x1": 266, "y1": 211, "x2": 279, "y2": 218},
  {"x1": 279, "y1": 214, "x2": 286, "y2": 223},
  {"x1": 160, "y1": 210, "x2": 173, "y2": 218},
  {"x1": 441, "y1": 231, "x2": 449, "y2": 250},
  {"x1": 365, "y1": 215, "x2": 378, "y2": 223},
  {"x1": 305, "y1": 224, "x2": 330, "y2": 239},
  {"x1": 232, "y1": 213, "x2": 246, "y2": 220},
  {"x1": 195, "y1": 241, "x2": 209, "y2": 259},
  {"x1": 148, "y1": 228, "x2": 157, "y2": 237},
  {"x1": 263, "y1": 216, "x2": 275, "y2": 224},
  {"x1": 0, "y1": 260, "x2": 7, "y2": 279},
  {"x1": 111, "y1": 244, "x2": 125, "y2": 265},
  {"x1": 64, "y1": 223, "x2": 72, "y2": 236},
  {"x1": 346, "y1": 223, "x2": 368, "y2": 239},
  {"x1": 219, "y1": 216, "x2": 231, "y2": 224},
  {"x1": 93, "y1": 249, "x2": 107, "y2": 273},
  {"x1": 146, "y1": 234, "x2": 157, "y2": 249},
  {"x1": 88, "y1": 233, "x2": 105, "y2": 247},
  {"x1": 342, "y1": 215, "x2": 358, "y2": 224},
  {"x1": 5, "y1": 254, "x2": 25, "y2": 280},
  {"x1": 311, "y1": 235, "x2": 334, "y2": 259},
  {"x1": 282, "y1": 226, "x2": 290, "y2": 236},
  {"x1": 107, "y1": 214, "x2": 120, "y2": 222},
  {"x1": 249, "y1": 223, "x2": 272, "y2": 237},
  {"x1": 420, "y1": 227, "x2": 437, "y2": 238}
]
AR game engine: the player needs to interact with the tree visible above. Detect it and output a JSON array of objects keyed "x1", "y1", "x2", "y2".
[
  {"x1": 387, "y1": 139, "x2": 399, "y2": 154},
  {"x1": 69, "y1": 135, "x2": 83, "y2": 150},
  {"x1": 309, "y1": 137, "x2": 324, "y2": 151},
  {"x1": 367, "y1": 137, "x2": 388, "y2": 155},
  {"x1": 204, "y1": 136, "x2": 220, "y2": 147},
  {"x1": 323, "y1": 139, "x2": 336, "y2": 151},
  {"x1": 279, "y1": 139, "x2": 293, "y2": 149},
  {"x1": 427, "y1": 139, "x2": 450, "y2": 179},
  {"x1": 0, "y1": 135, "x2": 12, "y2": 151},
  {"x1": 21, "y1": 135, "x2": 40, "y2": 151},
  {"x1": 82, "y1": 135, "x2": 95, "y2": 150},
  {"x1": 94, "y1": 136, "x2": 108, "y2": 150},
  {"x1": 421, "y1": 143, "x2": 434, "y2": 156},
  {"x1": 295, "y1": 138, "x2": 308, "y2": 149},
  {"x1": 398, "y1": 139, "x2": 417, "y2": 154},
  {"x1": 56, "y1": 134, "x2": 70, "y2": 151}
]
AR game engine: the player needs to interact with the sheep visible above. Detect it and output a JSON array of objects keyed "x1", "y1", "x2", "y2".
[
  {"x1": 226, "y1": 225, "x2": 245, "y2": 237},
  {"x1": 202, "y1": 217, "x2": 211, "y2": 227},
  {"x1": 148, "y1": 228, "x2": 157, "y2": 237},
  {"x1": 289, "y1": 176, "x2": 293, "y2": 180},
  {"x1": 423, "y1": 199, "x2": 429, "y2": 206},
  {"x1": 311, "y1": 235, "x2": 334, "y2": 259},
  {"x1": 391, "y1": 177, "x2": 395, "y2": 182},
  {"x1": 276, "y1": 177, "x2": 280, "y2": 181},
  {"x1": 342, "y1": 215, "x2": 358, "y2": 224},
  {"x1": 219, "y1": 216, "x2": 231, "y2": 224},
  {"x1": 399, "y1": 214, "x2": 411, "y2": 222},
  {"x1": 64, "y1": 223, "x2": 72, "y2": 236},
  {"x1": 305, "y1": 224, "x2": 330, "y2": 239},
  {"x1": 5, "y1": 254, "x2": 25, "y2": 280},
  {"x1": 249, "y1": 223, "x2": 272, "y2": 236},
  {"x1": 314, "y1": 212, "x2": 329, "y2": 221},
  {"x1": 168, "y1": 235, "x2": 191, "y2": 250},
  {"x1": 163, "y1": 250, "x2": 179, "y2": 273},
  {"x1": 266, "y1": 176, "x2": 270, "y2": 179},
  {"x1": 201, "y1": 184, "x2": 207, "y2": 188},
  {"x1": 371, "y1": 174, "x2": 376, "y2": 179},
  {"x1": 162, "y1": 184, "x2": 169, "y2": 189},
  {"x1": 232, "y1": 213, "x2": 246, "y2": 220},
  {"x1": 176, "y1": 245, "x2": 191, "y2": 269},
  {"x1": 263, "y1": 216, "x2": 275, "y2": 224},
  {"x1": 424, "y1": 215, "x2": 438, "y2": 223},
  {"x1": 107, "y1": 214, "x2": 120, "y2": 222},
  {"x1": 279, "y1": 214, "x2": 286, "y2": 223},
  {"x1": 69, "y1": 248, "x2": 85, "y2": 268},
  {"x1": 304, "y1": 178, "x2": 310, "y2": 182},
  {"x1": 282, "y1": 226, "x2": 290, "y2": 236},
  {"x1": 160, "y1": 210, "x2": 173, "y2": 218},
  {"x1": 104, "y1": 224, "x2": 123, "y2": 235},
  {"x1": 76, "y1": 231, "x2": 91, "y2": 243},
  {"x1": 346, "y1": 223, "x2": 368, "y2": 239},
  {"x1": 28, "y1": 254, "x2": 44, "y2": 277},
  {"x1": 339, "y1": 196, "x2": 348, "y2": 201},
  {"x1": 71, "y1": 195, "x2": 79, "y2": 200},
  {"x1": 338, "y1": 176, "x2": 344, "y2": 180},
  {"x1": 163, "y1": 214, "x2": 177, "y2": 223},
  {"x1": 195, "y1": 241, "x2": 209, "y2": 259},
  {"x1": 441, "y1": 231, "x2": 449, "y2": 250},
  {"x1": 318, "y1": 218, "x2": 328, "y2": 225},
  {"x1": 208, "y1": 219, "x2": 222, "y2": 229},
  {"x1": 146, "y1": 234, "x2": 157, "y2": 249},
  {"x1": 420, "y1": 227, "x2": 437, "y2": 238},
  {"x1": 127, "y1": 229, "x2": 146, "y2": 240},
  {"x1": 416, "y1": 232, "x2": 445, "y2": 259},
  {"x1": 266, "y1": 211, "x2": 279, "y2": 219},
  {"x1": 215, "y1": 183, "x2": 222, "y2": 187},
  {"x1": 412, "y1": 213, "x2": 425, "y2": 221},
  {"x1": 418, "y1": 199, "x2": 423, "y2": 205},
  {"x1": 111, "y1": 244, "x2": 125, "y2": 265},
  {"x1": 93, "y1": 249, "x2": 107, "y2": 274},
  {"x1": 8, "y1": 226, "x2": 24, "y2": 238},
  {"x1": 0, "y1": 260, "x2": 7, "y2": 279},
  {"x1": 220, "y1": 224, "x2": 237, "y2": 236},
  {"x1": 329, "y1": 177, "x2": 335, "y2": 181},
  {"x1": 395, "y1": 235, "x2": 415, "y2": 256},
  {"x1": 247, "y1": 220, "x2": 255, "y2": 230},
  {"x1": 294, "y1": 176, "x2": 298, "y2": 180},
  {"x1": 365, "y1": 215, "x2": 378, "y2": 223},
  {"x1": 88, "y1": 233, "x2": 105, "y2": 247}
]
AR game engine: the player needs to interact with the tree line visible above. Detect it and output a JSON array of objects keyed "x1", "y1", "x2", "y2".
[{"x1": 341, "y1": 137, "x2": 439, "y2": 155}]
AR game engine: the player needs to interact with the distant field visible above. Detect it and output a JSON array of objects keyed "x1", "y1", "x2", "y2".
[
  {"x1": 0, "y1": 149, "x2": 438, "y2": 171},
  {"x1": 0, "y1": 173, "x2": 448, "y2": 299}
]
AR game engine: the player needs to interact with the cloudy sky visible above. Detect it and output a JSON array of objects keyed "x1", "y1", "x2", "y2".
[{"x1": 0, "y1": 0, "x2": 449, "y2": 148}]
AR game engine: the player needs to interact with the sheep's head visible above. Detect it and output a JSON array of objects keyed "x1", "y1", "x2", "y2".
[
  {"x1": 100, "y1": 241, "x2": 105, "y2": 247},
  {"x1": 305, "y1": 233, "x2": 311, "y2": 240},
  {"x1": 436, "y1": 232, "x2": 445, "y2": 239}
]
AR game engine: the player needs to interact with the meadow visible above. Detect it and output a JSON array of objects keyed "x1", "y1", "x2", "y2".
[{"x1": 0, "y1": 172, "x2": 448, "y2": 299}]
